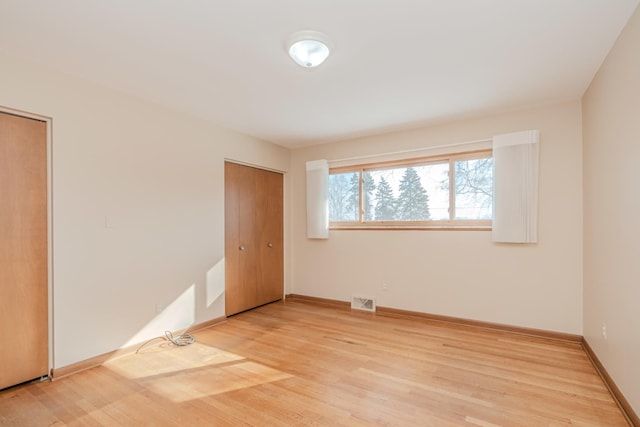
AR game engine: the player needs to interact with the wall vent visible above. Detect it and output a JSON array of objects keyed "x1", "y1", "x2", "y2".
[{"x1": 351, "y1": 295, "x2": 376, "y2": 312}]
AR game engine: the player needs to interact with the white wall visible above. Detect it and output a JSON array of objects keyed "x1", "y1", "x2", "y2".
[
  {"x1": 291, "y1": 101, "x2": 583, "y2": 334},
  {"x1": 582, "y1": 4, "x2": 640, "y2": 414},
  {"x1": 0, "y1": 51, "x2": 290, "y2": 368}
]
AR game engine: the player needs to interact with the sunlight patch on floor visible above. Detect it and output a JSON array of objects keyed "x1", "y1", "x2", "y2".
[
  {"x1": 104, "y1": 341, "x2": 292, "y2": 402},
  {"x1": 145, "y1": 360, "x2": 293, "y2": 402},
  {"x1": 106, "y1": 342, "x2": 244, "y2": 379}
]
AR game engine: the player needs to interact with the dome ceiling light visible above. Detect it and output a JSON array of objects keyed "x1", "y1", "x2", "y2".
[{"x1": 286, "y1": 31, "x2": 332, "y2": 68}]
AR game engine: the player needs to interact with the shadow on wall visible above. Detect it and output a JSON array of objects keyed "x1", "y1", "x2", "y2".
[{"x1": 121, "y1": 257, "x2": 226, "y2": 349}]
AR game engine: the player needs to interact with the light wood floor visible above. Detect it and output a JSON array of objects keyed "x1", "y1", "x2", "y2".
[{"x1": 0, "y1": 301, "x2": 629, "y2": 426}]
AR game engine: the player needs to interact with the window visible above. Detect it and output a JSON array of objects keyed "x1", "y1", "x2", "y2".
[{"x1": 328, "y1": 150, "x2": 493, "y2": 229}]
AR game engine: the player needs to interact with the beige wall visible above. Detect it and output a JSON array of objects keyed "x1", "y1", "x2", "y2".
[
  {"x1": 0, "y1": 51, "x2": 290, "y2": 368},
  {"x1": 582, "y1": 5, "x2": 640, "y2": 414},
  {"x1": 291, "y1": 101, "x2": 583, "y2": 334}
]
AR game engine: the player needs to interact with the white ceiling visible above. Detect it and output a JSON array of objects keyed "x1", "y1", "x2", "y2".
[{"x1": 1, "y1": 1, "x2": 638, "y2": 148}]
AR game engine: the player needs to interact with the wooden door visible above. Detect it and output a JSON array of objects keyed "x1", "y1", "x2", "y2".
[
  {"x1": 225, "y1": 162, "x2": 259, "y2": 315},
  {"x1": 255, "y1": 170, "x2": 283, "y2": 305},
  {"x1": 225, "y1": 162, "x2": 283, "y2": 316},
  {"x1": 0, "y1": 112, "x2": 48, "y2": 389}
]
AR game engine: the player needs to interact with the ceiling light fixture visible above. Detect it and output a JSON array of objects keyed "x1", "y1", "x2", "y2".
[{"x1": 286, "y1": 31, "x2": 332, "y2": 68}]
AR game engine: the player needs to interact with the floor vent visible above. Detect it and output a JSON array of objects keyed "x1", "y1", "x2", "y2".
[{"x1": 351, "y1": 296, "x2": 376, "y2": 312}]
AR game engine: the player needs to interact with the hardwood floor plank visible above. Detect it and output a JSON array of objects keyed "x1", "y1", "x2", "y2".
[{"x1": 0, "y1": 300, "x2": 630, "y2": 426}]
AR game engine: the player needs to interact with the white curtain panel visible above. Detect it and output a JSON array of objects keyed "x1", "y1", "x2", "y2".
[
  {"x1": 306, "y1": 159, "x2": 329, "y2": 239},
  {"x1": 492, "y1": 130, "x2": 540, "y2": 243}
]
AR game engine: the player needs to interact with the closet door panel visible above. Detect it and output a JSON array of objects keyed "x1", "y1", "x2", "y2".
[
  {"x1": 255, "y1": 168, "x2": 283, "y2": 305},
  {"x1": 225, "y1": 163, "x2": 258, "y2": 316},
  {"x1": 0, "y1": 112, "x2": 48, "y2": 390}
]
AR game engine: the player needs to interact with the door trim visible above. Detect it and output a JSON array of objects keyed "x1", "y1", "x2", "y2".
[
  {"x1": 1, "y1": 105, "x2": 54, "y2": 378},
  {"x1": 223, "y1": 158, "x2": 286, "y2": 175}
]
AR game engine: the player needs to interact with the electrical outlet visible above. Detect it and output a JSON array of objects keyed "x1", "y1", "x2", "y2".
[
  {"x1": 155, "y1": 304, "x2": 163, "y2": 314},
  {"x1": 601, "y1": 323, "x2": 607, "y2": 340},
  {"x1": 382, "y1": 282, "x2": 389, "y2": 291}
]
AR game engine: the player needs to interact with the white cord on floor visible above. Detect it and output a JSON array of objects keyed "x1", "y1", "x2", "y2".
[{"x1": 164, "y1": 330, "x2": 195, "y2": 346}]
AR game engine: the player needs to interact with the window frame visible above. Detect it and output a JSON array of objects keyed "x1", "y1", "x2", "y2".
[{"x1": 329, "y1": 149, "x2": 493, "y2": 230}]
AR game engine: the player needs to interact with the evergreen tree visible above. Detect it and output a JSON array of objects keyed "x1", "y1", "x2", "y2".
[
  {"x1": 397, "y1": 167, "x2": 430, "y2": 220},
  {"x1": 374, "y1": 176, "x2": 396, "y2": 221},
  {"x1": 347, "y1": 173, "x2": 360, "y2": 219},
  {"x1": 363, "y1": 173, "x2": 376, "y2": 220}
]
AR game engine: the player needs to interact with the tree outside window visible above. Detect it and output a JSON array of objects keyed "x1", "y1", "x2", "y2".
[{"x1": 328, "y1": 150, "x2": 492, "y2": 228}]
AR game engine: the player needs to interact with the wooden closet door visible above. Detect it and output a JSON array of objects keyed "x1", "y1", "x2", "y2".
[
  {"x1": 255, "y1": 168, "x2": 284, "y2": 305},
  {"x1": 0, "y1": 112, "x2": 48, "y2": 390},
  {"x1": 225, "y1": 162, "x2": 259, "y2": 315},
  {"x1": 225, "y1": 162, "x2": 283, "y2": 316}
]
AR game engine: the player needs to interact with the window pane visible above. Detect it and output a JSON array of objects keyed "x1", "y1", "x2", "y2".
[
  {"x1": 454, "y1": 157, "x2": 493, "y2": 220},
  {"x1": 364, "y1": 163, "x2": 449, "y2": 221},
  {"x1": 328, "y1": 151, "x2": 492, "y2": 227},
  {"x1": 329, "y1": 171, "x2": 359, "y2": 221}
]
